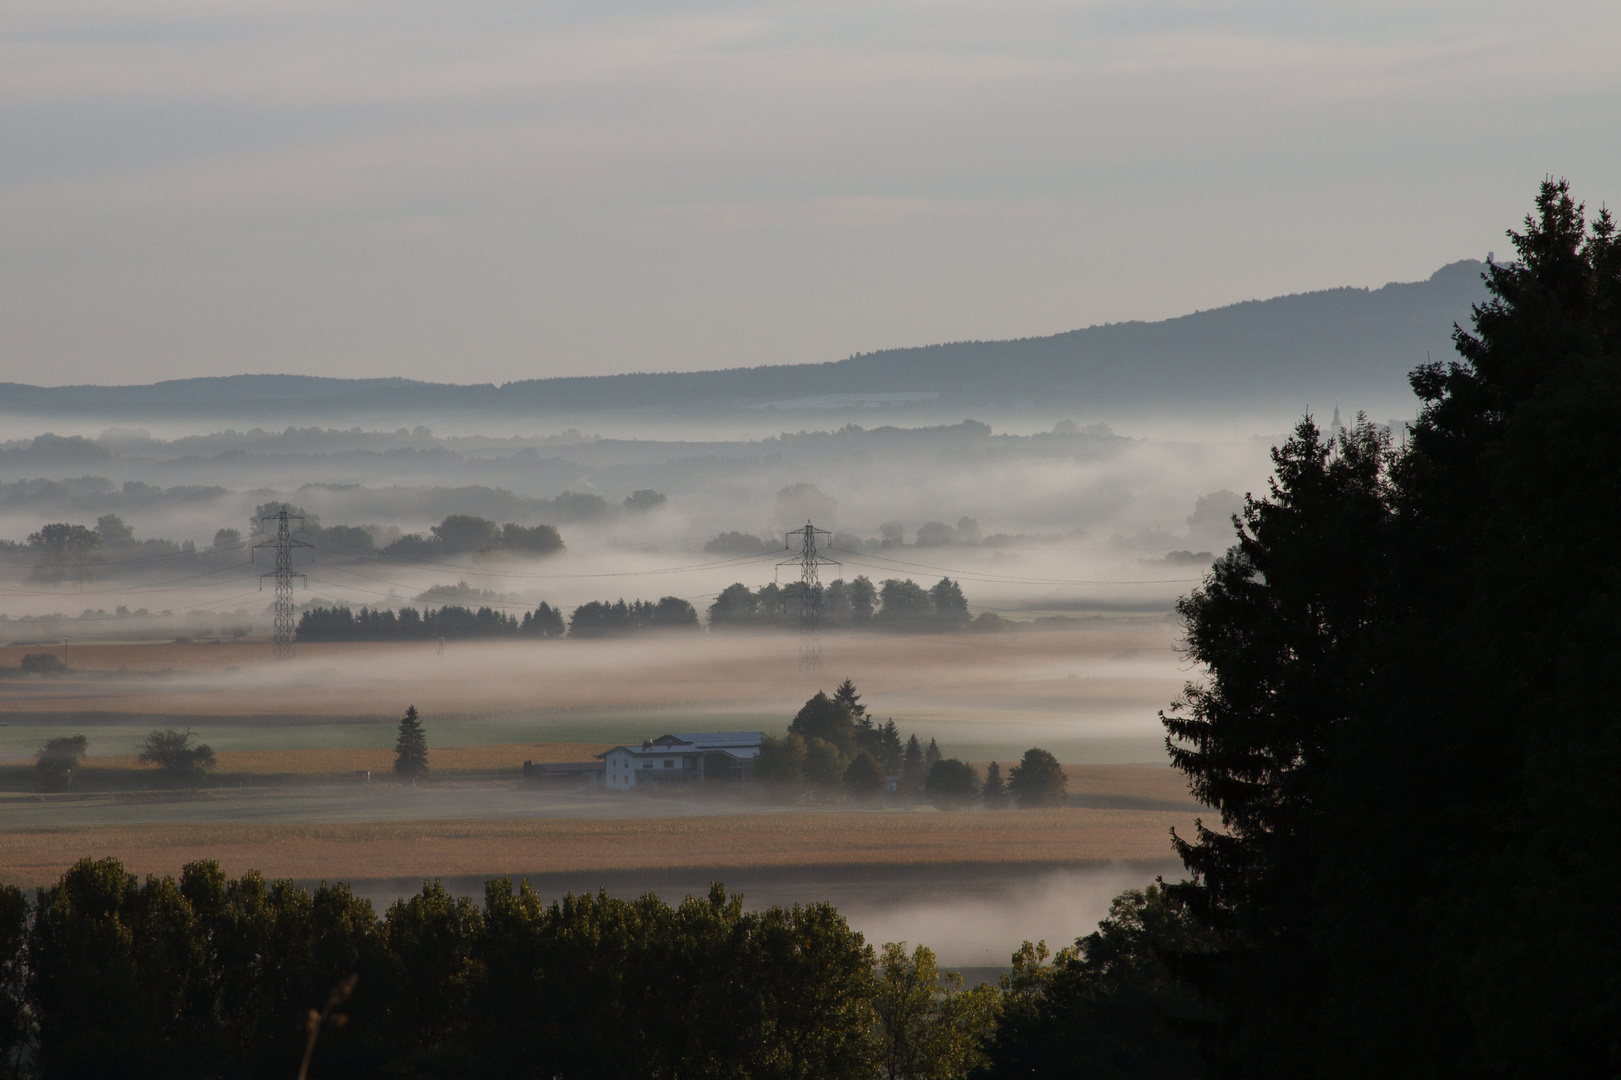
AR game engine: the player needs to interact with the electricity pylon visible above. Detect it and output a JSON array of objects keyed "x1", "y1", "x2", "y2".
[
  {"x1": 255, "y1": 509, "x2": 310, "y2": 658},
  {"x1": 780, "y1": 521, "x2": 838, "y2": 673}
]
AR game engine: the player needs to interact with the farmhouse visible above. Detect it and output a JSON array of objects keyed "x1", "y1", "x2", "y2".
[{"x1": 598, "y1": 731, "x2": 763, "y2": 790}]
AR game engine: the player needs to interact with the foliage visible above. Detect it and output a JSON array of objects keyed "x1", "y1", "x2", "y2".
[
  {"x1": 704, "y1": 531, "x2": 778, "y2": 556},
  {"x1": 843, "y1": 751, "x2": 887, "y2": 801},
  {"x1": 94, "y1": 513, "x2": 134, "y2": 544},
  {"x1": 980, "y1": 763, "x2": 1008, "y2": 809},
  {"x1": 976, "y1": 886, "x2": 1212, "y2": 1080},
  {"x1": 20, "y1": 654, "x2": 66, "y2": 675},
  {"x1": 393, "y1": 706, "x2": 429, "y2": 778},
  {"x1": 567, "y1": 596, "x2": 699, "y2": 637},
  {"x1": 431, "y1": 513, "x2": 502, "y2": 553},
  {"x1": 707, "y1": 575, "x2": 966, "y2": 631},
  {"x1": 753, "y1": 733, "x2": 809, "y2": 790},
  {"x1": 622, "y1": 489, "x2": 667, "y2": 511},
  {"x1": 26, "y1": 523, "x2": 103, "y2": 583},
  {"x1": 1159, "y1": 181, "x2": 1621, "y2": 1074},
  {"x1": 1007, "y1": 749, "x2": 1066, "y2": 808},
  {"x1": 834, "y1": 678, "x2": 868, "y2": 718},
  {"x1": 36, "y1": 734, "x2": 87, "y2": 791},
  {"x1": 874, "y1": 942, "x2": 998, "y2": 1080},
  {"x1": 875, "y1": 579, "x2": 934, "y2": 630},
  {"x1": 924, "y1": 759, "x2": 980, "y2": 809},
  {"x1": 6, "y1": 855, "x2": 1232, "y2": 1080},
  {"x1": 789, "y1": 691, "x2": 857, "y2": 753},
  {"x1": 900, "y1": 735, "x2": 925, "y2": 794},
  {"x1": 377, "y1": 515, "x2": 566, "y2": 559},
  {"x1": 928, "y1": 578, "x2": 970, "y2": 628},
  {"x1": 501, "y1": 522, "x2": 563, "y2": 554},
  {"x1": 0, "y1": 885, "x2": 28, "y2": 1080},
  {"x1": 321, "y1": 524, "x2": 375, "y2": 551},
  {"x1": 520, "y1": 601, "x2": 565, "y2": 638},
  {"x1": 138, "y1": 728, "x2": 215, "y2": 781}
]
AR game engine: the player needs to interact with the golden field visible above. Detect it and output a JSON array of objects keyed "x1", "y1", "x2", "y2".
[
  {"x1": 78, "y1": 742, "x2": 610, "y2": 776},
  {"x1": 0, "y1": 806, "x2": 1194, "y2": 888},
  {"x1": 0, "y1": 626, "x2": 1181, "y2": 725}
]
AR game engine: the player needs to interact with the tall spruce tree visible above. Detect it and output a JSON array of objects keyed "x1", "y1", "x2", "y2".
[
  {"x1": 980, "y1": 762, "x2": 1009, "y2": 809},
  {"x1": 394, "y1": 705, "x2": 429, "y2": 779},
  {"x1": 1163, "y1": 180, "x2": 1621, "y2": 1076}
]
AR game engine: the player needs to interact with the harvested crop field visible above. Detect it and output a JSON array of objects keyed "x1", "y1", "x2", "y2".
[
  {"x1": 0, "y1": 807, "x2": 1193, "y2": 888},
  {"x1": 75, "y1": 742, "x2": 610, "y2": 777},
  {"x1": 0, "y1": 625, "x2": 1186, "y2": 764}
]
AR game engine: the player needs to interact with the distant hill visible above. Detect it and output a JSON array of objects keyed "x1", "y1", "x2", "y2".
[{"x1": 1, "y1": 261, "x2": 1486, "y2": 421}]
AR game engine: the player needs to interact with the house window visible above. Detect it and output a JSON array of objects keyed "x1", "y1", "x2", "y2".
[{"x1": 664, "y1": 759, "x2": 673, "y2": 768}]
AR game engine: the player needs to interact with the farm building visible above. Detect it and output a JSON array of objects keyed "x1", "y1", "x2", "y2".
[
  {"x1": 598, "y1": 732, "x2": 763, "y2": 790},
  {"x1": 520, "y1": 759, "x2": 605, "y2": 789}
]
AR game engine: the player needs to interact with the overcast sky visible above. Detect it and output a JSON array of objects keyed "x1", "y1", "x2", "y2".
[{"x1": 2, "y1": 0, "x2": 1617, "y2": 387}]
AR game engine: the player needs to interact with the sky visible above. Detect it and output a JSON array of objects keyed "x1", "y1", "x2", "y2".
[{"x1": 2, "y1": 0, "x2": 1618, "y2": 387}]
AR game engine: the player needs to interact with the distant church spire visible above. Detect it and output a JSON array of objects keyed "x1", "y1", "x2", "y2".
[{"x1": 1331, "y1": 403, "x2": 1343, "y2": 435}]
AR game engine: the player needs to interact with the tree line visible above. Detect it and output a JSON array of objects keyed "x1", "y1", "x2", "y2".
[
  {"x1": 0, "y1": 858, "x2": 1213, "y2": 1080},
  {"x1": 294, "y1": 597, "x2": 701, "y2": 642},
  {"x1": 756, "y1": 683, "x2": 1068, "y2": 809},
  {"x1": 710, "y1": 577, "x2": 1001, "y2": 632}
]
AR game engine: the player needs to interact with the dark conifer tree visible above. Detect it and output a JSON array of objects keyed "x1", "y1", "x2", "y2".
[
  {"x1": 900, "y1": 735, "x2": 924, "y2": 794},
  {"x1": 394, "y1": 705, "x2": 429, "y2": 778},
  {"x1": 1163, "y1": 181, "x2": 1621, "y2": 1075},
  {"x1": 980, "y1": 761, "x2": 1009, "y2": 809}
]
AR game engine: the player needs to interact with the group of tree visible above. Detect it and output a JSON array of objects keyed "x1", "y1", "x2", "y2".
[
  {"x1": 566, "y1": 597, "x2": 699, "y2": 637},
  {"x1": 294, "y1": 597, "x2": 699, "y2": 642},
  {"x1": 21, "y1": 514, "x2": 241, "y2": 583},
  {"x1": 30, "y1": 728, "x2": 215, "y2": 791},
  {"x1": 0, "y1": 857, "x2": 1211, "y2": 1080},
  {"x1": 755, "y1": 682, "x2": 1068, "y2": 809},
  {"x1": 295, "y1": 602, "x2": 566, "y2": 642},
  {"x1": 709, "y1": 577, "x2": 992, "y2": 632},
  {"x1": 1147, "y1": 181, "x2": 1621, "y2": 1073},
  {"x1": 249, "y1": 504, "x2": 566, "y2": 560}
]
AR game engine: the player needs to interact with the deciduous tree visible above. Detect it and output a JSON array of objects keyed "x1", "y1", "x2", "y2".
[{"x1": 1007, "y1": 748, "x2": 1066, "y2": 808}]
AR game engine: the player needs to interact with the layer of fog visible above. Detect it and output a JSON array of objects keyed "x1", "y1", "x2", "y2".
[
  {"x1": 0, "y1": 626, "x2": 1190, "y2": 767},
  {"x1": 0, "y1": 412, "x2": 1302, "y2": 631},
  {"x1": 345, "y1": 862, "x2": 1182, "y2": 968}
]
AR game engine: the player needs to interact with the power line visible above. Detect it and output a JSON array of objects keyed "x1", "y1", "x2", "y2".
[
  {"x1": 827, "y1": 546, "x2": 1204, "y2": 586},
  {"x1": 304, "y1": 536, "x2": 783, "y2": 581}
]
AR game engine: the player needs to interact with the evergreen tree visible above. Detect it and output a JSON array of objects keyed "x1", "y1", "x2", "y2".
[
  {"x1": 833, "y1": 678, "x2": 867, "y2": 718},
  {"x1": 394, "y1": 705, "x2": 429, "y2": 778},
  {"x1": 842, "y1": 751, "x2": 886, "y2": 802},
  {"x1": 1161, "y1": 182, "x2": 1621, "y2": 1074},
  {"x1": 981, "y1": 762, "x2": 1009, "y2": 809},
  {"x1": 900, "y1": 735, "x2": 925, "y2": 794},
  {"x1": 875, "y1": 720, "x2": 904, "y2": 776},
  {"x1": 923, "y1": 737, "x2": 942, "y2": 774}
]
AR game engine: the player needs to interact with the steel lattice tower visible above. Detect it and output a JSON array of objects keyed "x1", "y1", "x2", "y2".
[
  {"x1": 256, "y1": 509, "x2": 309, "y2": 658},
  {"x1": 780, "y1": 521, "x2": 838, "y2": 673}
]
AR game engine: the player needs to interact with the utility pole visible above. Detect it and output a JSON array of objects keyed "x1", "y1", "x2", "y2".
[
  {"x1": 779, "y1": 521, "x2": 838, "y2": 673},
  {"x1": 255, "y1": 509, "x2": 310, "y2": 658}
]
